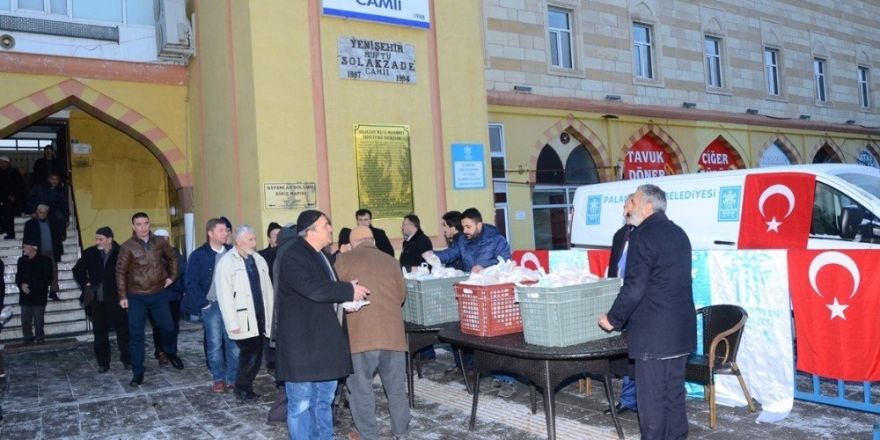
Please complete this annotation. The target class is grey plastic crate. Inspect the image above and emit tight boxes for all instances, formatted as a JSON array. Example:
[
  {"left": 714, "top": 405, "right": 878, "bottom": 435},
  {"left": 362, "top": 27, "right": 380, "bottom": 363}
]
[
  {"left": 403, "top": 276, "right": 469, "bottom": 326},
  {"left": 516, "top": 278, "right": 621, "bottom": 347}
]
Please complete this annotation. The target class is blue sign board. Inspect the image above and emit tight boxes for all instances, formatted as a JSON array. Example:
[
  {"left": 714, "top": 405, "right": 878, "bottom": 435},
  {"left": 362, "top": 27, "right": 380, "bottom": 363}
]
[
  {"left": 452, "top": 143, "right": 485, "bottom": 190},
  {"left": 323, "top": 0, "right": 430, "bottom": 29}
]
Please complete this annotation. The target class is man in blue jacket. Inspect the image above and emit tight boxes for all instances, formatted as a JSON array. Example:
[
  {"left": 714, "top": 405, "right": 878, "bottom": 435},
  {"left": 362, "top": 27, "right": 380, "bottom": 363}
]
[
  {"left": 425, "top": 207, "right": 515, "bottom": 396},
  {"left": 599, "top": 184, "right": 696, "bottom": 440},
  {"left": 182, "top": 218, "right": 238, "bottom": 392},
  {"left": 428, "top": 208, "right": 511, "bottom": 273}
]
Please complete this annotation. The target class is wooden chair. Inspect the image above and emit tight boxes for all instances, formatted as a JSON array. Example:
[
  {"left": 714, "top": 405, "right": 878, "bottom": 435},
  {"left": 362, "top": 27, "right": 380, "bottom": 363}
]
[{"left": 685, "top": 304, "right": 757, "bottom": 428}]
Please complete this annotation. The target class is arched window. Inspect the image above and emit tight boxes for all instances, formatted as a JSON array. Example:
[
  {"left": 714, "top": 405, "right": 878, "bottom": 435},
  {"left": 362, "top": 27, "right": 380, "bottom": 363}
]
[
  {"left": 564, "top": 145, "right": 599, "bottom": 185},
  {"left": 812, "top": 143, "right": 842, "bottom": 164},
  {"left": 759, "top": 142, "right": 794, "bottom": 167},
  {"left": 536, "top": 145, "right": 565, "bottom": 184}
]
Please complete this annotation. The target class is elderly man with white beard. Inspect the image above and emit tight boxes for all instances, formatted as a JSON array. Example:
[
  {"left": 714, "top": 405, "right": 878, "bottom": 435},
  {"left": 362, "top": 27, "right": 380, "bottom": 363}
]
[{"left": 215, "top": 225, "right": 274, "bottom": 403}]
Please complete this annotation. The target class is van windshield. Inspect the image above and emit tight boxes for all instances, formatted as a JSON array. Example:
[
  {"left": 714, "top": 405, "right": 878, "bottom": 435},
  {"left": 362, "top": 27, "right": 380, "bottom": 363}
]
[{"left": 837, "top": 173, "right": 880, "bottom": 199}]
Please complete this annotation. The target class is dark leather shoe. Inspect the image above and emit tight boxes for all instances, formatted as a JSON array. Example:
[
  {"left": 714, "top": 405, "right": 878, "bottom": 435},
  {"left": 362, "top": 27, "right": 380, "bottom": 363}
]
[
  {"left": 604, "top": 403, "right": 636, "bottom": 415},
  {"left": 129, "top": 374, "right": 144, "bottom": 387},
  {"left": 167, "top": 354, "right": 184, "bottom": 370},
  {"left": 157, "top": 352, "right": 170, "bottom": 366},
  {"left": 98, "top": 366, "right": 110, "bottom": 374},
  {"left": 235, "top": 390, "right": 260, "bottom": 402}
]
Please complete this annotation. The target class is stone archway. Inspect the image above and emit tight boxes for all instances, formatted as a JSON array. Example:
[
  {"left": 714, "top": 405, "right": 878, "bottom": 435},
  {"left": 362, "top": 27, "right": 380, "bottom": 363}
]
[
  {"left": 0, "top": 79, "right": 193, "bottom": 211},
  {"left": 527, "top": 114, "right": 612, "bottom": 182},
  {"left": 808, "top": 137, "right": 844, "bottom": 164},
  {"left": 619, "top": 123, "right": 689, "bottom": 177},
  {"left": 756, "top": 133, "right": 803, "bottom": 167}
]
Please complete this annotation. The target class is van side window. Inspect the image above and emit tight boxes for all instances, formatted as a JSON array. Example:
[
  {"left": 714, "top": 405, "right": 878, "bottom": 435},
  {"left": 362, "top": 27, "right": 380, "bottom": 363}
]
[{"left": 812, "top": 182, "right": 879, "bottom": 243}]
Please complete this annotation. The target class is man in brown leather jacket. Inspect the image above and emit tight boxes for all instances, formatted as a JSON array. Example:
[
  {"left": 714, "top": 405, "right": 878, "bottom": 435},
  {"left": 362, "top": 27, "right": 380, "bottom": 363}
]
[{"left": 116, "top": 212, "right": 183, "bottom": 387}]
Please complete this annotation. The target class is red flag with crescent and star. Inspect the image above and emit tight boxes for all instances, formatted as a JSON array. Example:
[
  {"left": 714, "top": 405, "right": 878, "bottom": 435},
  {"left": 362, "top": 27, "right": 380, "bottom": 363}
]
[
  {"left": 737, "top": 173, "right": 816, "bottom": 249},
  {"left": 788, "top": 249, "right": 880, "bottom": 381},
  {"left": 511, "top": 250, "right": 550, "bottom": 273}
]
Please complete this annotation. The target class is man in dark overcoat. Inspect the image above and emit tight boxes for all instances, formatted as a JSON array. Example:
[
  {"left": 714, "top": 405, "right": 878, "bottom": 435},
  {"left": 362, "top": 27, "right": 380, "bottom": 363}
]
[
  {"left": 599, "top": 184, "right": 696, "bottom": 440},
  {"left": 73, "top": 226, "right": 130, "bottom": 372},
  {"left": 275, "top": 210, "right": 369, "bottom": 440}
]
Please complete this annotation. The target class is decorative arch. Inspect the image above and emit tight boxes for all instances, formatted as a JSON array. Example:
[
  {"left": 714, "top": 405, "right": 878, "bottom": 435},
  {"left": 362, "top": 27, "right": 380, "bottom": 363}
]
[
  {"left": 756, "top": 133, "right": 803, "bottom": 167},
  {"left": 695, "top": 135, "right": 746, "bottom": 172},
  {"left": 857, "top": 143, "right": 880, "bottom": 167},
  {"left": 808, "top": 137, "right": 844, "bottom": 164},
  {"left": 0, "top": 79, "right": 192, "bottom": 211},
  {"left": 619, "top": 123, "right": 690, "bottom": 175},
  {"left": 528, "top": 114, "right": 612, "bottom": 182}
]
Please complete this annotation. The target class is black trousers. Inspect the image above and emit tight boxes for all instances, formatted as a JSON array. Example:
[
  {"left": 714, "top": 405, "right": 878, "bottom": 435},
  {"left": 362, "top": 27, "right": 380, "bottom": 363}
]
[
  {"left": 149, "top": 298, "right": 180, "bottom": 357},
  {"left": 0, "top": 200, "right": 17, "bottom": 237},
  {"left": 634, "top": 356, "right": 689, "bottom": 440},
  {"left": 91, "top": 300, "right": 130, "bottom": 368},
  {"left": 234, "top": 335, "right": 263, "bottom": 393},
  {"left": 263, "top": 337, "right": 275, "bottom": 370}
]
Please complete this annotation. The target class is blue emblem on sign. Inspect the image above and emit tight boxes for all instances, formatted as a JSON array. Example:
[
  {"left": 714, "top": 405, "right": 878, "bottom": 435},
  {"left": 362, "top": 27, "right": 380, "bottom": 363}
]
[
  {"left": 586, "top": 195, "right": 602, "bottom": 225},
  {"left": 717, "top": 186, "right": 742, "bottom": 222}
]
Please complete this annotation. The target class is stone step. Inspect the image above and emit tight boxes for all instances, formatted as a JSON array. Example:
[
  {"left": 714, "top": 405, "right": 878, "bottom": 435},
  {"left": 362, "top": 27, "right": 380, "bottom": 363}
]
[
  {"left": 4, "top": 270, "right": 74, "bottom": 284},
  {"left": 4, "top": 279, "right": 79, "bottom": 294},
  {"left": 0, "top": 320, "right": 89, "bottom": 342},
  {"left": 2, "top": 252, "right": 79, "bottom": 266},
  {"left": 3, "top": 306, "right": 87, "bottom": 328},
  {"left": 0, "top": 243, "right": 80, "bottom": 257},
  {"left": 3, "top": 289, "right": 82, "bottom": 306},
  {"left": 3, "top": 261, "right": 75, "bottom": 273}
]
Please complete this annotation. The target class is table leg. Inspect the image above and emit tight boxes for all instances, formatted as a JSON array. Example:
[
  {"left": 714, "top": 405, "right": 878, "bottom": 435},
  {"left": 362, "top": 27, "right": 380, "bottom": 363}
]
[
  {"left": 602, "top": 374, "right": 625, "bottom": 439},
  {"left": 529, "top": 383, "right": 537, "bottom": 415},
  {"left": 469, "top": 371, "right": 480, "bottom": 431},
  {"left": 458, "top": 347, "right": 473, "bottom": 395},
  {"left": 542, "top": 361, "right": 556, "bottom": 440},
  {"left": 406, "top": 349, "right": 415, "bottom": 409}
]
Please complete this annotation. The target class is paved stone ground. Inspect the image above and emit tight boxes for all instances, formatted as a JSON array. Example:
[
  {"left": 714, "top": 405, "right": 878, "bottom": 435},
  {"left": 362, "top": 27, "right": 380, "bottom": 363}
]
[{"left": 0, "top": 323, "right": 876, "bottom": 439}]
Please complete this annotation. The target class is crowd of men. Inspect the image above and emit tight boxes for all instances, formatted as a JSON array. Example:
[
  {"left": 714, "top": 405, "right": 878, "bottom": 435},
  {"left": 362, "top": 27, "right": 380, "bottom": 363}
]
[{"left": 3, "top": 165, "right": 694, "bottom": 439}]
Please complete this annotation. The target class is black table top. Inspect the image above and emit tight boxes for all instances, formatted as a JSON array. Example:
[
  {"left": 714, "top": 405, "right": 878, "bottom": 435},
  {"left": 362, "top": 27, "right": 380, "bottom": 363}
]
[
  {"left": 438, "top": 326, "right": 627, "bottom": 361},
  {"left": 404, "top": 321, "right": 458, "bottom": 333}
]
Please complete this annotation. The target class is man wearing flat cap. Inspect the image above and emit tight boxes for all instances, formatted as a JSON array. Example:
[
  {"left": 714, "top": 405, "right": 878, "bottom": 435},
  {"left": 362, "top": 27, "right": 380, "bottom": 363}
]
[
  {"left": 16, "top": 238, "right": 53, "bottom": 344},
  {"left": 73, "top": 227, "right": 130, "bottom": 372},
  {"left": 275, "top": 210, "right": 370, "bottom": 440}
]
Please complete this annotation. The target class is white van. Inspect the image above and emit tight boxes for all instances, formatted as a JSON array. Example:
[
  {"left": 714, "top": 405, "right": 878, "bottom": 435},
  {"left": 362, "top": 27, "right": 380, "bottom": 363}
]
[{"left": 570, "top": 164, "right": 880, "bottom": 250}]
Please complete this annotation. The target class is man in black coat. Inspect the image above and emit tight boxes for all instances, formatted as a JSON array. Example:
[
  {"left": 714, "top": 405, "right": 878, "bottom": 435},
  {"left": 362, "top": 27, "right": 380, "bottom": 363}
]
[
  {"left": 276, "top": 210, "right": 369, "bottom": 439},
  {"left": 26, "top": 172, "right": 69, "bottom": 241},
  {"left": 399, "top": 214, "right": 433, "bottom": 271},
  {"left": 23, "top": 204, "right": 63, "bottom": 298},
  {"left": 337, "top": 209, "right": 394, "bottom": 256},
  {"left": 599, "top": 184, "right": 696, "bottom": 440},
  {"left": 16, "top": 239, "right": 53, "bottom": 344},
  {"left": 31, "top": 145, "right": 63, "bottom": 189},
  {"left": 73, "top": 227, "right": 130, "bottom": 372},
  {"left": 0, "top": 156, "right": 24, "bottom": 239},
  {"left": 258, "top": 222, "right": 282, "bottom": 282}
]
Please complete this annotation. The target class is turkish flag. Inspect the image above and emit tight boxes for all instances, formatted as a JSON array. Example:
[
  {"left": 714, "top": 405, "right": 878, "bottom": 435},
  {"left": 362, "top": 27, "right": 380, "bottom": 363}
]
[
  {"left": 788, "top": 249, "right": 880, "bottom": 381},
  {"left": 586, "top": 249, "right": 611, "bottom": 277},
  {"left": 512, "top": 250, "right": 550, "bottom": 273},
  {"left": 737, "top": 173, "right": 815, "bottom": 249}
]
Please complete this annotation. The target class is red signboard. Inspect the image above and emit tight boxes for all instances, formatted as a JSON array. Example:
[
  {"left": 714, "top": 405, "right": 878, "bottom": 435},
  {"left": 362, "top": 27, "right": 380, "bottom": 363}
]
[
  {"left": 623, "top": 136, "right": 677, "bottom": 179},
  {"left": 698, "top": 138, "right": 741, "bottom": 172}
]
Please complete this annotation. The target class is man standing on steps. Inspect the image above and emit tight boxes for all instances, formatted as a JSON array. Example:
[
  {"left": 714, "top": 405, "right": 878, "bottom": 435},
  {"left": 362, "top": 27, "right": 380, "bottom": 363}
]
[
  {"left": 116, "top": 212, "right": 183, "bottom": 387},
  {"left": 16, "top": 238, "right": 53, "bottom": 344},
  {"left": 23, "top": 204, "right": 63, "bottom": 300},
  {"left": 73, "top": 227, "right": 130, "bottom": 372},
  {"left": 0, "top": 156, "right": 25, "bottom": 239}
]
